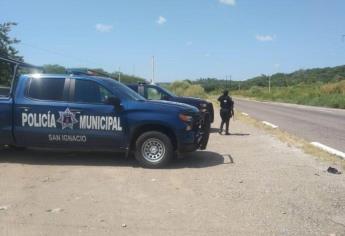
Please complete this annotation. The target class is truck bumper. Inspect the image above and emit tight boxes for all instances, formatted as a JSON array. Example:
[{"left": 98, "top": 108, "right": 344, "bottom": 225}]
[{"left": 177, "top": 124, "right": 210, "bottom": 153}]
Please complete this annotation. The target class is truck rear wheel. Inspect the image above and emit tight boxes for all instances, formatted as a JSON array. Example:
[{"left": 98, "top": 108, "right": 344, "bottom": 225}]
[{"left": 135, "top": 131, "right": 173, "bottom": 168}]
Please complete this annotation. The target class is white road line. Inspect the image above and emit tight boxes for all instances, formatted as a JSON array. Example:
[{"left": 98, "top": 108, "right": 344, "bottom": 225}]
[
  {"left": 234, "top": 97, "right": 345, "bottom": 115},
  {"left": 241, "top": 112, "right": 249, "bottom": 116},
  {"left": 310, "top": 142, "right": 345, "bottom": 160},
  {"left": 262, "top": 121, "right": 278, "bottom": 129}
]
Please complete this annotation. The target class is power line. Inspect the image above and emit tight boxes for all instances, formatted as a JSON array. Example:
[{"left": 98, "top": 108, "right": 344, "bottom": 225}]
[{"left": 20, "top": 42, "right": 106, "bottom": 67}]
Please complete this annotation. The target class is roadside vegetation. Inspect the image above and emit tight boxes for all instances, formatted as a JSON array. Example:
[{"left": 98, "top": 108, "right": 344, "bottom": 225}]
[
  {"left": 0, "top": 22, "right": 22, "bottom": 86},
  {"left": 228, "top": 67, "right": 345, "bottom": 108},
  {"left": 165, "top": 80, "right": 208, "bottom": 99},
  {"left": 232, "top": 81, "right": 345, "bottom": 109},
  {"left": 175, "top": 66, "right": 345, "bottom": 109}
]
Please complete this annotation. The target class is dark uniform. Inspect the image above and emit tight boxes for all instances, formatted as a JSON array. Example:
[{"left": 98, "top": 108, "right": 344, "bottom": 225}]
[{"left": 217, "top": 90, "right": 234, "bottom": 135}]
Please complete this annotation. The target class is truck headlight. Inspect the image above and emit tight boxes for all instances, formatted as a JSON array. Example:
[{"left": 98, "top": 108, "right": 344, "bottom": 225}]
[
  {"left": 179, "top": 114, "right": 193, "bottom": 123},
  {"left": 199, "top": 103, "right": 207, "bottom": 112},
  {"left": 179, "top": 114, "right": 193, "bottom": 131}
]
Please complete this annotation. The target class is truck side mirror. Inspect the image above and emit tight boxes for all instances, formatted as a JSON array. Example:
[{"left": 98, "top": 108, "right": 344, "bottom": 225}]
[
  {"left": 162, "top": 94, "right": 170, "bottom": 101},
  {"left": 106, "top": 96, "right": 122, "bottom": 111}
]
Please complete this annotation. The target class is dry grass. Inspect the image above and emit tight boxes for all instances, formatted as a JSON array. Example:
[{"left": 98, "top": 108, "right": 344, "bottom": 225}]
[{"left": 321, "top": 80, "right": 345, "bottom": 94}]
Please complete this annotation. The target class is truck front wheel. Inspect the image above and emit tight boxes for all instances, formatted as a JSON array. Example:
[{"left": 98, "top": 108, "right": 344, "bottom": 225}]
[{"left": 135, "top": 131, "right": 173, "bottom": 168}]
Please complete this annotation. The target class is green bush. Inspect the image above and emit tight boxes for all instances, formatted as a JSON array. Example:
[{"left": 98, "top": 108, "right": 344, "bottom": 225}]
[{"left": 168, "top": 80, "right": 207, "bottom": 98}]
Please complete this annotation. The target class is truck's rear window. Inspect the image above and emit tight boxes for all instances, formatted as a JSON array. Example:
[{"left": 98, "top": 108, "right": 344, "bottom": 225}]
[{"left": 27, "top": 77, "right": 65, "bottom": 101}]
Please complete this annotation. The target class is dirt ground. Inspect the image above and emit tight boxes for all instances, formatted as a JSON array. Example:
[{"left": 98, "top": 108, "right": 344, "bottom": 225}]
[{"left": 0, "top": 110, "right": 344, "bottom": 236}]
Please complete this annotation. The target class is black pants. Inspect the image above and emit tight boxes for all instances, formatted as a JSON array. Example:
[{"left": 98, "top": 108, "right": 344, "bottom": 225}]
[{"left": 220, "top": 109, "right": 231, "bottom": 133}]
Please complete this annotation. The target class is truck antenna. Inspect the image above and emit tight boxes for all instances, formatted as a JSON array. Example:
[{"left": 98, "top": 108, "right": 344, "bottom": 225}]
[{"left": 151, "top": 56, "right": 155, "bottom": 84}]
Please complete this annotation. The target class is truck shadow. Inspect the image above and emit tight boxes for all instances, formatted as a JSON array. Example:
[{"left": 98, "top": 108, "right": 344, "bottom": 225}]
[
  {"left": 0, "top": 149, "right": 231, "bottom": 169},
  {"left": 210, "top": 128, "right": 220, "bottom": 133},
  {"left": 0, "top": 148, "right": 132, "bottom": 167},
  {"left": 171, "top": 151, "right": 233, "bottom": 168},
  {"left": 210, "top": 128, "right": 250, "bottom": 136}
]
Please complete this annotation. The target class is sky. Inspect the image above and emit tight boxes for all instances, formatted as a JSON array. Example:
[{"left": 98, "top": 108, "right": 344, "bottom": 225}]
[{"left": 1, "top": 0, "right": 345, "bottom": 82}]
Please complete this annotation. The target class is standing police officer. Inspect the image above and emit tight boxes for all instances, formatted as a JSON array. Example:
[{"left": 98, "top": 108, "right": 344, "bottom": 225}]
[{"left": 217, "top": 90, "right": 234, "bottom": 135}]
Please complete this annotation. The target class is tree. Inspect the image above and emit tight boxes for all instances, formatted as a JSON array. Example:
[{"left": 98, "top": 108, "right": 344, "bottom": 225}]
[
  {"left": 43, "top": 64, "right": 66, "bottom": 74},
  {"left": 0, "top": 22, "right": 22, "bottom": 86}
]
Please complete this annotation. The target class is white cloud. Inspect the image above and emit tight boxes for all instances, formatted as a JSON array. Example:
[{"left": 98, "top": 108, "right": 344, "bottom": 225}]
[
  {"left": 157, "top": 16, "right": 167, "bottom": 25},
  {"left": 256, "top": 34, "right": 276, "bottom": 42},
  {"left": 219, "top": 0, "right": 236, "bottom": 6},
  {"left": 95, "top": 24, "right": 113, "bottom": 33}
]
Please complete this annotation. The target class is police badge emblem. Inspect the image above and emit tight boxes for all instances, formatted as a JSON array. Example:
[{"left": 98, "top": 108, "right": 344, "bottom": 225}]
[{"left": 57, "top": 108, "right": 78, "bottom": 129}]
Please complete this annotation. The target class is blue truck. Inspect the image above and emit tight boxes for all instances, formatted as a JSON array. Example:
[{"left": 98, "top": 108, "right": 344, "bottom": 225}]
[
  {"left": 127, "top": 83, "right": 214, "bottom": 126},
  {"left": 0, "top": 57, "right": 209, "bottom": 168}
]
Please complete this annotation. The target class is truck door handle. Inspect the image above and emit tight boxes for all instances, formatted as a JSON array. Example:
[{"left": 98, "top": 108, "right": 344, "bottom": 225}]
[{"left": 18, "top": 106, "right": 30, "bottom": 111}]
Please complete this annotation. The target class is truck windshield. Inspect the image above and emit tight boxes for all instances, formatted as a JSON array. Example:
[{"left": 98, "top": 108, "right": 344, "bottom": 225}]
[
  {"left": 108, "top": 79, "right": 146, "bottom": 101},
  {"left": 158, "top": 85, "right": 176, "bottom": 98}
]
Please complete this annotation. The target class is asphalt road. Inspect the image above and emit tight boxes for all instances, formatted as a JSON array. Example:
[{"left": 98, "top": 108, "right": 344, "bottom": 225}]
[{"left": 234, "top": 98, "right": 345, "bottom": 153}]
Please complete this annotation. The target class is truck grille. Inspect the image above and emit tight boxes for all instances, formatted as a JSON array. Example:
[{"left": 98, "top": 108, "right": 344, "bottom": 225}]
[{"left": 207, "top": 103, "right": 214, "bottom": 123}]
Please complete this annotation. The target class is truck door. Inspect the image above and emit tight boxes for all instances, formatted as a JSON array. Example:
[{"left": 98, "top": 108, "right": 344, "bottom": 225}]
[
  {"left": 14, "top": 76, "right": 70, "bottom": 147},
  {"left": 66, "top": 78, "right": 125, "bottom": 150}
]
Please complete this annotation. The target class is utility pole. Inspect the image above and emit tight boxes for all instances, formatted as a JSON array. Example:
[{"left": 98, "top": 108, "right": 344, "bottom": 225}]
[
  {"left": 118, "top": 67, "right": 121, "bottom": 82},
  {"left": 229, "top": 75, "right": 232, "bottom": 91},
  {"left": 151, "top": 56, "right": 155, "bottom": 84},
  {"left": 238, "top": 81, "right": 241, "bottom": 91},
  {"left": 262, "top": 74, "right": 271, "bottom": 93},
  {"left": 225, "top": 75, "right": 228, "bottom": 89}
]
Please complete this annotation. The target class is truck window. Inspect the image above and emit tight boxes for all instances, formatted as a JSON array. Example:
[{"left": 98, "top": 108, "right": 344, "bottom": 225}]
[
  {"left": 27, "top": 77, "right": 66, "bottom": 101},
  {"left": 147, "top": 87, "right": 163, "bottom": 100},
  {"left": 73, "top": 79, "right": 112, "bottom": 104}
]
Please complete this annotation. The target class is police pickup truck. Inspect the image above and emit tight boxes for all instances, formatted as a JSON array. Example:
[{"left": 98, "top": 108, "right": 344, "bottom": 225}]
[
  {"left": 127, "top": 83, "right": 214, "bottom": 126},
  {"left": 0, "top": 58, "right": 209, "bottom": 168}
]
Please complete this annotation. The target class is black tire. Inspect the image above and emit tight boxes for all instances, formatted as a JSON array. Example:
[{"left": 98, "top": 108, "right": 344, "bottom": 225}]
[
  {"left": 135, "top": 131, "right": 173, "bottom": 168},
  {"left": 200, "top": 115, "right": 210, "bottom": 150},
  {"left": 204, "top": 114, "right": 211, "bottom": 133}
]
